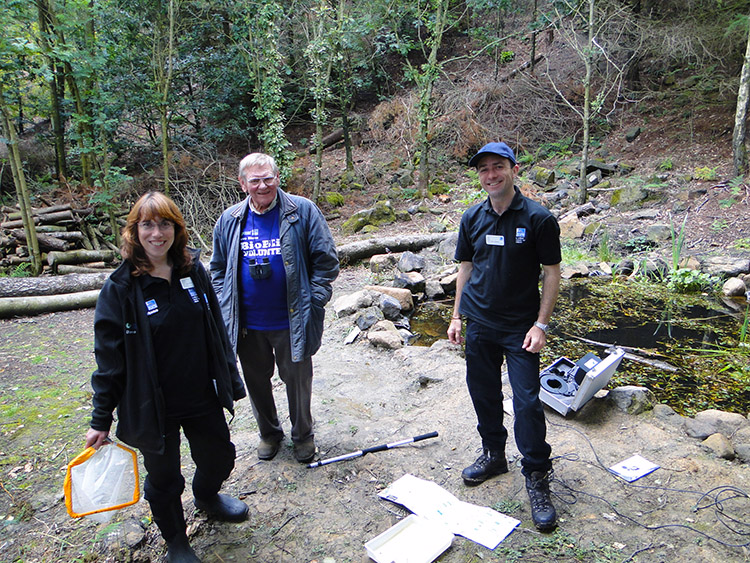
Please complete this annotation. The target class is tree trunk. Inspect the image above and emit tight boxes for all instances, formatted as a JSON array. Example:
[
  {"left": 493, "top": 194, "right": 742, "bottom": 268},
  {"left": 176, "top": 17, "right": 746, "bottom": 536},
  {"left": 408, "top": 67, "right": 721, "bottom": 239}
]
[
  {"left": 336, "top": 233, "right": 451, "bottom": 264},
  {"left": 10, "top": 229, "right": 71, "bottom": 252},
  {"left": 733, "top": 19, "right": 750, "bottom": 177},
  {"left": 577, "top": 0, "right": 595, "bottom": 205},
  {"left": 0, "top": 90, "right": 43, "bottom": 275},
  {"left": 0, "top": 290, "right": 100, "bottom": 319},
  {"left": 0, "top": 272, "right": 111, "bottom": 298}
]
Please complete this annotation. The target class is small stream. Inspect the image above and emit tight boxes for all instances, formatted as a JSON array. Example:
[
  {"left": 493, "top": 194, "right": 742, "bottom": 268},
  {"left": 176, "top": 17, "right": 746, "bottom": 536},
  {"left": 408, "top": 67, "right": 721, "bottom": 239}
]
[{"left": 409, "top": 278, "right": 750, "bottom": 416}]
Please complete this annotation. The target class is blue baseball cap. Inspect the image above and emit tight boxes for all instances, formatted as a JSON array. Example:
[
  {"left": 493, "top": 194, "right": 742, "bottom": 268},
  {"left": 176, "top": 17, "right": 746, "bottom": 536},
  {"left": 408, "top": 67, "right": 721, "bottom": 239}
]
[{"left": 468, "top": 142, "right": 516, "bottom": 167}]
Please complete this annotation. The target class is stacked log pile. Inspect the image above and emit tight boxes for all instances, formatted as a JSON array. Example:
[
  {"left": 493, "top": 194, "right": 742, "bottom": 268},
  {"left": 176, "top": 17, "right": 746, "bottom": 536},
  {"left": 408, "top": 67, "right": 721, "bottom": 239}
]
[
  {"left": 0, "top": 204, "right": 123, "bottom": 317},
  {"left": 0, "top": 203, "right": 121, "bottom": 275}
]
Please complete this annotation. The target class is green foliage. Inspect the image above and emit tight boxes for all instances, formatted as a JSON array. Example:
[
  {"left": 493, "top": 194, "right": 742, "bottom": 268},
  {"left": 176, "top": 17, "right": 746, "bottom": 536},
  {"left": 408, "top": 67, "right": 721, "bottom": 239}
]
[
  {"left": 561, "top": 240, "right": 593, "bottom": 265},
  {"left": 657, "top": 158, "right": 674, "bottom": 171},
  {"left": 10, "top": 262, "right": 32, "bottom": 278},
  {"left": 667, "top": 268, "right": 719, "bottom": 293},
  {"left": 499, "top": 50, "right": 515, "bottom": 63},
  {"left": 694, "top": 166, "right": 718, "bottom": 181},
  {"left": 670, "top": 214, "right": 688, "bottom": 271},
  {"left": 623, "top": 235, "right": 656, "bottom": 253},
  {"left": 732, "top": 237, "right": 750, "bottom": 250},
  {"left": 597, "top": 230, "right": 613, "bottom": 262},
  {"left": 711, "top": 219, "right": 729, "bottom": 232},
  {"left": 535, "top": 137, "right": 574, "bottom": 160}
]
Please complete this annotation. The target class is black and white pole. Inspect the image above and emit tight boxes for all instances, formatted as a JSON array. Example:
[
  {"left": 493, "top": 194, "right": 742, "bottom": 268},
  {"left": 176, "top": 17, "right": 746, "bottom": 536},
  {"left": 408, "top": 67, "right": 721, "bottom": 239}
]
[{"left": 307, "top": 431, "right": 439, "bottom": 468}]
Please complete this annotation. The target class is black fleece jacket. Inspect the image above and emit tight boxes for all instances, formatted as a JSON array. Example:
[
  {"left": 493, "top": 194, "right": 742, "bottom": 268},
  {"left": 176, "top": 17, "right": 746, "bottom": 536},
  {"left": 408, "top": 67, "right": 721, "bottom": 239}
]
[{"left": 89, "top": 252, "right": 246, "bottom": 455}]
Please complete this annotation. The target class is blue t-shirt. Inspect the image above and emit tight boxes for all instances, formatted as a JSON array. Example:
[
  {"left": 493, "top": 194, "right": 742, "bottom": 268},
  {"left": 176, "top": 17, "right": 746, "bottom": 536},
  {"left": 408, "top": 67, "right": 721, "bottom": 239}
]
[{"left": 239, "top": 207, "right": 289, "bottom": 330}]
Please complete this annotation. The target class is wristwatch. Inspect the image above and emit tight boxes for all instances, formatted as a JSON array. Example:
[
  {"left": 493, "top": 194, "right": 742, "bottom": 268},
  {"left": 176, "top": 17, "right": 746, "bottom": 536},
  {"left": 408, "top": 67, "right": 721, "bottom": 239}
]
[{"left": 533, "top": 321, "right": 549, "bottom": 333}]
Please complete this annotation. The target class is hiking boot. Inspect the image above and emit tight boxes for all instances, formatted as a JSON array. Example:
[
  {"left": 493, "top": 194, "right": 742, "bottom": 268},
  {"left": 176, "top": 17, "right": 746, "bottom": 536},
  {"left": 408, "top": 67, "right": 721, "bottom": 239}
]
[
  {"left": 166, "top": 533, "right": 201, "bottom": 563},
  {"left": 257, "top": 437, "right": 282, "bottom": 460},
  {"left": 461, "top": 449, "right": 508, "bottom": 486},
  {"left": 293, "top": 438, "right": 316, "bottom": 463},
  {"left": 193, "top": 494, "right": 249, "bottom": 523},
  {"left": 525, "top": 471, "right": 557, "bottom": 531}
]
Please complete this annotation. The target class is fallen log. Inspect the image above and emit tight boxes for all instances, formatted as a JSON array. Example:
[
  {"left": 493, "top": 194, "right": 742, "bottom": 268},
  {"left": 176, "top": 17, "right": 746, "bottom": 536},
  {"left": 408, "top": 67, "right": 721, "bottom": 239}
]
[
  {"left": 1, "top": 210, "right": 75, "bottom": 229},
  {"left": 0, "top": 289, "right": 100, "bottom": 318},
  {"left": 57, "top": 264, "right": 115, "bottom": 274},
  {"left": 11, "top": 229, "right": 70, "bottom": 252},
  {"left": 0, "top": 271, "right": 112, "bottom": 298},
  {"left": 4, "top": 204, "right": 72, "bottom": 221},
  {"left": 47, "top": 249, "right": 115, "bottom": 270},
  {"left": 337, "top": 233, "right": 452, "bottom": 264}
]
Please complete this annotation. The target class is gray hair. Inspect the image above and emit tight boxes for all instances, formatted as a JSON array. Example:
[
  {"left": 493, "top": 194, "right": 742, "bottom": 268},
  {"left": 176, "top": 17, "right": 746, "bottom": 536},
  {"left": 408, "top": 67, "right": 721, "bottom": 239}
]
[{"left": 238, "top": 153, "right": 279, "bottom": 179}]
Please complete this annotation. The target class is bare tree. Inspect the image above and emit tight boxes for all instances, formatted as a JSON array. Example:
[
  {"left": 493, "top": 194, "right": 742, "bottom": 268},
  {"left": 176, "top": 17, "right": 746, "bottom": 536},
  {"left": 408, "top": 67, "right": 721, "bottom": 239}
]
[{"left": 733, "top": 17, "right": 750, "bottom": 177}]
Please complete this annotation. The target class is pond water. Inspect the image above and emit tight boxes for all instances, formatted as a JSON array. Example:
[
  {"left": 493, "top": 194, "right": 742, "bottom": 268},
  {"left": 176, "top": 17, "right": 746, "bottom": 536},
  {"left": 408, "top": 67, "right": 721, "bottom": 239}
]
[{"left": 409, "top": 278, "right": 750, "bottom": 416}]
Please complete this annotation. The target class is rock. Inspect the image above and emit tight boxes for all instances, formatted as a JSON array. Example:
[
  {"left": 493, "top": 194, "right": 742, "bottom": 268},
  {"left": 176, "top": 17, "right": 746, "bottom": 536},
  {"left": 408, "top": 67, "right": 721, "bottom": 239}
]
[
  {"left": 611, "top": 185, "right": 648, "bottom": 208},
  {"left": 625, "top": 127, "right": 642, "bottom": 142},
  {"left": 355, "top": 306, "right": 384, "bottom": 330},
  {"left": 365, "top": 285, "right": 414, "bottom": 311},
  {"left": 367, "top": 321, "right": 403, "bottom": 349},
  {"left": 100, "top": 517, "right": 146, "bottom": 551},
  {"left": 702, "top": 433, "right": 735, "bottom": 460},
  {"left": 397, "top": 251, "right": 425, "bottom": 273},
  {"left": 428, "top": 221, "right": 447, "bottom": 233},
  {"left": 701, "top": 256, "right": 750, "bottom": 278},
  {"left": 437, "top": 232, "right": 458, "bottom": 261},
  {"left": 378, "top": 293, "right": 402, "bottom": 320},
  {"left": 646, "top": 224, "right": 672, "bottom": 243},
  {"left": 530, "top": 166, "right": 556, "bottom": 187},
  {"left": 722, "top": 277, "right": 747, "bottom": 297},
  {"left": 586, "top": 169, "right": 602, "bottom": 188},
  {"left": 559, "top": 215, "right": 585, "bottom": 239},
  {"left": 424, "top": 279, "right": 445, "bottom": 300},
  {"left": 333, "top": 290, "right": 374, "bottom": 317},
  {"left": 343, "top": 326, "right": 361, "bottom": 344},
  {"left": 561, "top": 263, "right": 589, "bottom": 279},
  {"left": 607, "top": 386, "right": 656, "bottom": 415},
  {"left": 370, "top": 253, "right": 398, "bottom": 272},
  {"left": 393, "top": 271, "right": 426, "bottom": 293},
  {"left": 439, "top": 272, "right": 458, "bottom": 293},
  {"left": 685, "top": 409, "right": 749, "bottom": 440}
]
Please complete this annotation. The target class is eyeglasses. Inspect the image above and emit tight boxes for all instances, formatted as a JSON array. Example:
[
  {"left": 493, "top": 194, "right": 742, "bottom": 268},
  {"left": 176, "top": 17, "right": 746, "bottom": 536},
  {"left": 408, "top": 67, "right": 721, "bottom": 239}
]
[
  {"left": 243, "top": 176, "right": 276, "bottom": 188},
  {"left": 138, "top": 219, "right": 174, "bottom": 232}
]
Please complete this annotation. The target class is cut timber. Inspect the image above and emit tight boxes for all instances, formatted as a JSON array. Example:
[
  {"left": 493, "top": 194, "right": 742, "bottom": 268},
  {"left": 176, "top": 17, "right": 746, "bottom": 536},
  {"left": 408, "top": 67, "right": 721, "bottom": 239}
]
[
  {"left": 1, "top": 210, "right": 75, "bottom": 229},
  {"left": 0, "top": 289, "right": 100, "bottom": 318},
  {"left": 47, "top": 249, "right": 115, "bottom": 270},
  {"left": 0, "top": 271, "right": 112, "bottom": 298},
  {"left": 57, "top": 264, "right": 114, "bottom": 274},
  {"left": 11, "top": 229, "right": 70, "bottom": 252},
  {"left": 336, "top": 233, "right": 451, "bottom": 264}
]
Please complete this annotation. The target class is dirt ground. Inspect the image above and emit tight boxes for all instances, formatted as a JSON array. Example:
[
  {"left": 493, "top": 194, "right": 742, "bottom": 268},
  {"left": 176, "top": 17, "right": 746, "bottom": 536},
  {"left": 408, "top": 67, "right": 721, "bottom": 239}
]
[{"left": 1, "top": 255, "right": 750, "bottom": 563}]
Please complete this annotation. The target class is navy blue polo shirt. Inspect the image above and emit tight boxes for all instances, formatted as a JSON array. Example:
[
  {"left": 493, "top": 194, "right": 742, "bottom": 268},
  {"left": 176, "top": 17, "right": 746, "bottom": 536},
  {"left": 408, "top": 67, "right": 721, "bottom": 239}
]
[
  {"left": 454, "top": 187, "right": 561, "bottom": 331},
  {"left": 139, "top": 271, "right": 218, "bottom": 418}
]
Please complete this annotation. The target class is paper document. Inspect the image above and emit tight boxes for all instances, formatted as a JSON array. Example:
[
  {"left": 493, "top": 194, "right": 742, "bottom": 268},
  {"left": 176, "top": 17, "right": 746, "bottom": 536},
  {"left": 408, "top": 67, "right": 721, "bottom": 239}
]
[
  {"left": 609, "top": 454, "right": 660, "bottom": 482},
  {"left": 378, "top": 474, "right": 519, "bottom": 549}
]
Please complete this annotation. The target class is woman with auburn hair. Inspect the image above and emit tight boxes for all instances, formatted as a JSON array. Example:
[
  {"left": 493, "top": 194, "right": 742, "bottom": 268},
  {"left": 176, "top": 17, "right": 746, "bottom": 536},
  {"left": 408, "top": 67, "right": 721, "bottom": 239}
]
[{"left": 84, "top": 192, "right": 248, "bottom": 562}]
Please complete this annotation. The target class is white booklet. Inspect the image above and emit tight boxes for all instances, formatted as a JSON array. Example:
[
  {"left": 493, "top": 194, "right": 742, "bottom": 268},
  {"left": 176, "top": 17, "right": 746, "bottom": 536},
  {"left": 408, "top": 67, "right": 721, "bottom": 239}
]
[
  {"left": 377, "top": 473, "right": 520, "bottom": 550},
  {"left": 609, "top": 454, "right": 660, "bottom": 482}
]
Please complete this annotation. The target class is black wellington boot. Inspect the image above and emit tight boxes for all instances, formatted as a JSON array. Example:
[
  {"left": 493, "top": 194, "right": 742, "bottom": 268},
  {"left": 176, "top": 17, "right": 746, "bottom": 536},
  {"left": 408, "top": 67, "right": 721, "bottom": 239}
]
[{"left": 150, "top": 499, "right": 202, "bottom": 562}]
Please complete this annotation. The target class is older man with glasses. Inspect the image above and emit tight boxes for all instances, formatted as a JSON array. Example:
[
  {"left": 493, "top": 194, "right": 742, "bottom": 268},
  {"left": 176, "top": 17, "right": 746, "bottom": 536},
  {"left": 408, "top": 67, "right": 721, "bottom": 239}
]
[{"left": 210, "top": 153, "right": 339, "bottom": 464}]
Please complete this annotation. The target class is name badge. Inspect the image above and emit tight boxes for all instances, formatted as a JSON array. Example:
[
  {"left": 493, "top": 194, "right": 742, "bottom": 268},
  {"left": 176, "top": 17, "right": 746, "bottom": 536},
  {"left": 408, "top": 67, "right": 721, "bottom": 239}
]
[
  {"left": 187, "top": 288, "right": 200, "bottom": 303},
  {"left": 486, "top": 234, "right": 505, "bottom": 246},
  {"left": 516, "top": 227, "right": 527, "bottom": 244},
  {"left": 180, "top": 277, "right": 194, "bottom": 289},
  {"left": 145, "top": 299, "right": 159, "bottom": 315}
]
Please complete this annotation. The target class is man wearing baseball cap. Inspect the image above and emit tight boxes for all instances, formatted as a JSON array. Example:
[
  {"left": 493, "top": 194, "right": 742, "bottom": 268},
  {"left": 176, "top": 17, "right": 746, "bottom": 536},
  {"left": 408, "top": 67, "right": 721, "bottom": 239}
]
[{"left": 447, "top": 141, "right": 562, "bottom": 531}]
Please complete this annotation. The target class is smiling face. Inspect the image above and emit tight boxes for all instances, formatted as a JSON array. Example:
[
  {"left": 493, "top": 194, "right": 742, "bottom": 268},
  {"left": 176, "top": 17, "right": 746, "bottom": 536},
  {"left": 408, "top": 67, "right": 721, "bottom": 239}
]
[
  {"left": 239, "top": 163, "right": 280, "bottom": 213},
  {"left": 137, "top": 214, "right": 174, "bottom": 266},
  {"left": 476, "top": 153, "right": 518, "bottom": 201}
]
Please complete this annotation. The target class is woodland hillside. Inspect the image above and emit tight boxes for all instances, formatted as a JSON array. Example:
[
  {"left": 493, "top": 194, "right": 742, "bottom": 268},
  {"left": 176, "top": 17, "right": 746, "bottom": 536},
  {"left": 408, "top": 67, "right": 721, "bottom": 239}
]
[{"left": 1, "top": 0, "right": 750, "bottom": 276}]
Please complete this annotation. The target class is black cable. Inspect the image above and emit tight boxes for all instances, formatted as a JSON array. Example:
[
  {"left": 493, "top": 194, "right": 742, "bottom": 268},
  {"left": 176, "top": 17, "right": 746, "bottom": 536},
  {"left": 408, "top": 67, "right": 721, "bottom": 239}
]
[{"left": 546, "top": 417, "right": 750, "bottom": 548}]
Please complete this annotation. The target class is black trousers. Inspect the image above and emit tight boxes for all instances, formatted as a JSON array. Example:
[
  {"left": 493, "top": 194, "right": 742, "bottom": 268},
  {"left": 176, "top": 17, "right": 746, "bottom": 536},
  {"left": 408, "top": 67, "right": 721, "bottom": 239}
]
[{"left": 142, "top": 407, "right": 235, "bottom": 539}]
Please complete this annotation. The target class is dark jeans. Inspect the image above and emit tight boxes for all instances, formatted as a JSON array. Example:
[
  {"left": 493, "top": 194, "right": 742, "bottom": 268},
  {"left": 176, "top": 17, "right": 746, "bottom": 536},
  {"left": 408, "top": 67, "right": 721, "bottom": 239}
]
[
  {"left": 237, "top": 328, "right": 314, "bottom": 444},
  {"left": 464, "top": 320, "right": 552, "bottom": 476},
  {"left": 142, "top": 407, "right": 236, "bottom": 508}
]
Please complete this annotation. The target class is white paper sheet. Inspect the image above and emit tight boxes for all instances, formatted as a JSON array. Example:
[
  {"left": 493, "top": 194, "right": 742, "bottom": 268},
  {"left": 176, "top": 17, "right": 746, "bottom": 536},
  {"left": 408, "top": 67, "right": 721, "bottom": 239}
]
[
  {"left": 609, "top": 454, "right": 660, "bottom": 482},
  {"left": 378, "top": 474, "right": 520, "bottom": 549}
]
